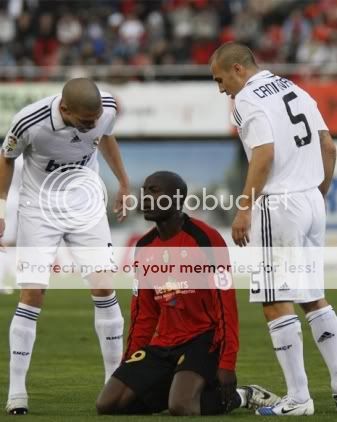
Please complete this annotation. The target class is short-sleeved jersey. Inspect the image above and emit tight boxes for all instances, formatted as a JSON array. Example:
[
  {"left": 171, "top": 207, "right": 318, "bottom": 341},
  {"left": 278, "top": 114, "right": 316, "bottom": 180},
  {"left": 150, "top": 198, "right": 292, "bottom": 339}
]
[
  {"left": 1, "top": 91, "right": 117, "bottom": 211},
  {"left": 125, "top": 214, "right": 239, "bottom": 370},
  {"left": 232, "top": 70, "right": 328, "bottom": 194}
]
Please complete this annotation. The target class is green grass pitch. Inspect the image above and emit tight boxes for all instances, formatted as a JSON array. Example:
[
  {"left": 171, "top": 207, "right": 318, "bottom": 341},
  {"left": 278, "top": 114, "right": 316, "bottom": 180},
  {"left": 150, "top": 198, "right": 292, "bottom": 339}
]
[{"left": 0, "top": 287, "right": 336, "bottom": 421}]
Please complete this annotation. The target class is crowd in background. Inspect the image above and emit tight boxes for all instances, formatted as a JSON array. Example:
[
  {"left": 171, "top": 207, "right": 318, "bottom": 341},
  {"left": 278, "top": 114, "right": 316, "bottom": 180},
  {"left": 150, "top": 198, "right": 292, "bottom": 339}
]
[{"left": 0, "top": 0, "right": 336, "bottom": 76}]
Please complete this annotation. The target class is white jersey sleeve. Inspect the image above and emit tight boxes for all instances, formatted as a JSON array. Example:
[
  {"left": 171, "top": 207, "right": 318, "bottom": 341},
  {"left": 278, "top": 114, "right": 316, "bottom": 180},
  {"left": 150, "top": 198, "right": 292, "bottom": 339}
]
[
  {"left": 101, "top": 91, "right": 118, "bottom": 136},
  {"left": 313, "top": 102, "right": 328, "bottom": 131},
  {"left": 2, "top": 110, "right": 33, "bottom": 158},
  {"left": 295, "top": 86, "right": 328, "bottom": 132},
  {"left": 233, "top": 99, "right": 274, "bottom": 149}
]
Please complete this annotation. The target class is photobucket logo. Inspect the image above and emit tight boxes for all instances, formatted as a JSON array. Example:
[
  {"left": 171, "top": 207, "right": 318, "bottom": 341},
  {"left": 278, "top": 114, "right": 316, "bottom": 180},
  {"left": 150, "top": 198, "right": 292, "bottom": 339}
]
[
  {"left": 38, "top": 165, "right": 107, "bottom": 232},
  {"left": 122, "top": 188, "right": 289, "bottom": 215}
]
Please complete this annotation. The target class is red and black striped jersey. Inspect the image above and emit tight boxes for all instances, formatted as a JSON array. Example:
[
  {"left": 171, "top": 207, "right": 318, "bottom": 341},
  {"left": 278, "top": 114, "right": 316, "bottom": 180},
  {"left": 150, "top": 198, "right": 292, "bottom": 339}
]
[{"left": 124, "top": 214, "right": 239, "bottom": 370}]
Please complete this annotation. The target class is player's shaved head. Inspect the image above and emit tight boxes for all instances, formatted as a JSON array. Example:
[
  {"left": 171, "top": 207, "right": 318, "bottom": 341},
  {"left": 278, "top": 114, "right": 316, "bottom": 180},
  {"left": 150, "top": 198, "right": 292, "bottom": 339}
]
[
  {"left": 62, "top": 78, "right": 101, "bottom": 113},
  {"left": 147, "top": 171, "right": 188, "bottom": 199},
  {"left": 211, "top": 42, "right": 257, "bottom": 70}
]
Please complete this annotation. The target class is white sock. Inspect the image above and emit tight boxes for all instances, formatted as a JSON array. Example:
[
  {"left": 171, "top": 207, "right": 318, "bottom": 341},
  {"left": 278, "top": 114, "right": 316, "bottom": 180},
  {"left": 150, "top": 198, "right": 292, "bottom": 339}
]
[
  {"left": 268, "top": 315, "right": 310, "bottom": 403},
  {"left": 8, "top": 303, "right": 41, "bottom": 399},
  {"left": 306, "top": 305, "right": 337, "bottom": 394},
  {"left": 92, "top": 293, "right": 124, "bottom": 383},
  {"left": 236, "top": 388, "right": 247, "bottom": 407}
]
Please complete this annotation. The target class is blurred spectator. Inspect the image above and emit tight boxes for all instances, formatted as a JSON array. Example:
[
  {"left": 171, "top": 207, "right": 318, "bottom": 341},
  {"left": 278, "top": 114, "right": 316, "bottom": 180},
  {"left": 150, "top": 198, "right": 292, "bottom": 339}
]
[
  {"left": 0, "top": 0, "right": 337, "bottom": 79},
  {"left": 56, "top": 14, "right": 82, "bottom": 45},
  {"left": 233, "top": 8, "right": 262, "bottom": 48},
  {"left": 282, "top": 9, "right": 312, "bottom": 62},
  {"left": 296, "top": 28, "right": 333, "bottom": 66},
  {"left": 33, "top": 13, "right": 59, "bottom": 67},
  {"left": 118, "top": 12, "right": 145, "bottom": 57},
  {"left": 0, "top": 10, "right": 16, "bottom": 43}
]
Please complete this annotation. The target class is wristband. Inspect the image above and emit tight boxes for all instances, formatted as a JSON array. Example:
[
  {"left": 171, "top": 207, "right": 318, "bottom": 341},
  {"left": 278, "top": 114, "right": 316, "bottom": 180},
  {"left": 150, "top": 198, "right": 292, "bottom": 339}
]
[{"left": 0, "top": 198, "right": 6, "bottom": 219}]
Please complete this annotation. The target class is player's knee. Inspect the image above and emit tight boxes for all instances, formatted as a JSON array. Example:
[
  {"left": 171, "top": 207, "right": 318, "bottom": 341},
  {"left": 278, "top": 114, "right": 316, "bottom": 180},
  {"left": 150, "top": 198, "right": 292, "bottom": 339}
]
[
  {"left": 96, "top": 393, "right": 123, "bottom": 415},
  {"left": 90, "top": 288, "right": 114, "bottom": 297},
  {"left": 301, "top": 298, "right": 329, "bottom": 314},
  {"left": 96, "top": 379, "right": 134, "bottom": 415},
  {"left": 169, "top": 398, "right": 199, "bottom": 416},
  {"left": 19, "top": 288, "right": 44, "bottom": 307},
  {"left": 262, "top": 302, "right": 295, "bottom": 322}
]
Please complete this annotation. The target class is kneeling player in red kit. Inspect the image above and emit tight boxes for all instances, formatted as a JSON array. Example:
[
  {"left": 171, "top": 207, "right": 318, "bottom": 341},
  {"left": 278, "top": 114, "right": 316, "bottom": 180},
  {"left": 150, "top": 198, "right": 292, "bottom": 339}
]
[{"left": 96, "top": 171, "right": 280, "bottom": 415}]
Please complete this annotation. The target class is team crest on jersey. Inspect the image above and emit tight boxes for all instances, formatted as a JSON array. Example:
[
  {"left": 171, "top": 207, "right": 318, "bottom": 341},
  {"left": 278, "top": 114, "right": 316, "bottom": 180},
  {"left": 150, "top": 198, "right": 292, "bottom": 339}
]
[{"left": 5, "top": 135, "right": 17, "bottom": 152}]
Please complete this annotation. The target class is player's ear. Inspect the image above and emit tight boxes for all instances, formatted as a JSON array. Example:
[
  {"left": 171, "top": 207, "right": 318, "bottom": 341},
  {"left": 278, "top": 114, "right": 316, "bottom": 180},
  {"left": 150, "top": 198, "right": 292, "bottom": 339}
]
[
  {"left": 59, "top": 100, "right": 70, "bottom": 115},
  {"left": 233, "top": 63, "right": 242, "bottom": 74}
]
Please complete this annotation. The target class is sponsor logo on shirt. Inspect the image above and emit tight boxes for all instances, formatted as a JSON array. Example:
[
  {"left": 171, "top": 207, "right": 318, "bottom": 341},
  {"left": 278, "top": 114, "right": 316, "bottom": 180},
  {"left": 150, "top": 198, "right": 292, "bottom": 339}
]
[{"left": 45, "top": 153, "right": 93, "bottom": 172}]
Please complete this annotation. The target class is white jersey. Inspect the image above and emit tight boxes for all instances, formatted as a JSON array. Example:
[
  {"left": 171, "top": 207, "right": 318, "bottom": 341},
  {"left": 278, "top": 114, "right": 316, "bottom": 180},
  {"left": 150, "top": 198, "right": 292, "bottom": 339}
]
[
  {"left": 1, "top": 91, "right": 117, "bottom": 212},
  {"left": 232, "top": 70, "right": 328, "bottom": 194}
]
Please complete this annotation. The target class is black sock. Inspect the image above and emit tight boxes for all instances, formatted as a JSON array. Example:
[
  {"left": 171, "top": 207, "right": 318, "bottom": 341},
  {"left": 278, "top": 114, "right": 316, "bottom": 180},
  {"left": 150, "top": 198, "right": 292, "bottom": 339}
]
[{"left": 200, "top": 387, "right": 242, "bottom": 415}]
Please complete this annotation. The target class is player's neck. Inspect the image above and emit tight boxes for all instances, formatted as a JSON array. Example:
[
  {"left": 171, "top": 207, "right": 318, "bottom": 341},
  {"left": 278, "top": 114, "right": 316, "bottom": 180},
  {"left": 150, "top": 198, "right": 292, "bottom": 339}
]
[
  {"left": 156, "top": 212, "right": 185, "bottom": 240},
  {"left": 243, "top": 67, "right": 260, "bottom": 86}
]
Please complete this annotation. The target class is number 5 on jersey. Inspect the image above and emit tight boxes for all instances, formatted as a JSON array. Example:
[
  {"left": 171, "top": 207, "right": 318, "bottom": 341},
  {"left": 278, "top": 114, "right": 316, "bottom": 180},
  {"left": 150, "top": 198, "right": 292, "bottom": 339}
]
[{"left": 283, "top": 91, "right": 312, "bottom": 147}]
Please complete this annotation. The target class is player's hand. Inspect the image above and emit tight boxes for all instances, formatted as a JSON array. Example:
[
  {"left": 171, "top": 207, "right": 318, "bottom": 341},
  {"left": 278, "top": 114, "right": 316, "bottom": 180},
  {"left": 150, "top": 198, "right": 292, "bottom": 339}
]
[
  {"left": 232, "top": 209, "right": 251, "bottom": 247},
  {"left": 0, "top": 218, "right": 5, "bottom": 250},
  {"left": 217, "top": 368, "right": 238, "bottom": 413},
  {"left": 113, "top": 185, "right": 130, "bottom": 223}
]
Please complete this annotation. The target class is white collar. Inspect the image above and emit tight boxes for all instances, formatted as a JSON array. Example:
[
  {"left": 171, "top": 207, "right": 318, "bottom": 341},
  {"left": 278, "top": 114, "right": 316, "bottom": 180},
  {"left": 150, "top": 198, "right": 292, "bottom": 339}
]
[
  {"left": 50, "top": 95, "right": 67, "bottom": 131},
  {"left": 245, "top": 70, "right": 274, "bottom": 87}
]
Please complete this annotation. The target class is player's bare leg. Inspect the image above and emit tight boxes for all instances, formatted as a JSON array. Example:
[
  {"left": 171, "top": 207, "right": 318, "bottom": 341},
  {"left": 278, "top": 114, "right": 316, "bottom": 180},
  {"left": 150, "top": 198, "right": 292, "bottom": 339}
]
[
  {"left": 88, "top": 271, "right": 124, "bottom": 384},
  {"left": 256, "top": 301, "right": 314, "bottom": 416},
  {"left": 7, "top": 287, "right": 45, "bottom": 415},
  {"left": 301, "top": 299, "right": 337, "bottom": 409},
  {"left": 96, "top": 376, "right": 139, "bottom": 414},
  {"left": 168, "top": 371, "right": 206, "bottom": 415}
]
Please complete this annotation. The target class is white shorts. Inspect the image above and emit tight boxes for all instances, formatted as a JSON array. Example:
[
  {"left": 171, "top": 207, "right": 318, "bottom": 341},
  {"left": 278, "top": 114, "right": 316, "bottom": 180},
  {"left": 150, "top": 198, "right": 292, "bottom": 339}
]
[
  {"left": 2, "top": 206, "right": 18, "bottom": 244},
  {"left": 16, "top": 209, "right": 114, "bottom": 286},
  {"left": 249, "top": 188, "right": 325, "bottom": 303}
]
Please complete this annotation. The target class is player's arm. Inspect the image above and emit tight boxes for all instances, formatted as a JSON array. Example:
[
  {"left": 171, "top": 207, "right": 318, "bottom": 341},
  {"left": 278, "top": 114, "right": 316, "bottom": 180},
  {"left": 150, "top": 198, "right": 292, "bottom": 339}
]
[
  {"left": 210, "top": 232, "right": 239, "bottom": 370},
  {"left": 0, "top": 155, "right": 15, "bottom": 201},
  {"left": 232, "top": 103, "right": 274, "bottom": 246},
  {"left": 0, "top": 155, "right": 15, "bottom": 240},
  {"left": 123, "top": 287, "right": 160, "bottom": 360},
  {"left": 98, "top": 134, "right": 130, "bottom": 222},
  {"left": 0, "top": 117, "right": 27, "bottom": 239},
  {"left": 209, "top": 231, "right": 239, "bottom": 411},
  {"left": 318, "top": 130, "right": 336, "bottom": 197}
]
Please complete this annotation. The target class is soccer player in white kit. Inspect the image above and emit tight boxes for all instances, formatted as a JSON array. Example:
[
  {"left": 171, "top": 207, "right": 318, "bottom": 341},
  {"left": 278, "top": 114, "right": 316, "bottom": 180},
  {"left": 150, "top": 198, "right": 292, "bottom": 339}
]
[
  {"left": 0, "top": 78, "right": 129, "bottom": 415},
  {"left": 211, "top": 43, "right": 337, "bottom": 416}
]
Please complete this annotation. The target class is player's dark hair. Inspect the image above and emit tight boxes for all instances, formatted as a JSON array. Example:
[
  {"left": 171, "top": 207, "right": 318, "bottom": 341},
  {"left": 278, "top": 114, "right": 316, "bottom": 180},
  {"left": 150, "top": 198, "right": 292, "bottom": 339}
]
[
  {"left": 211, "top": 42, "right": 257, "bottom": 69},
  {"left": 150, "top": 171, "right": 188, "bottom": 204}
]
